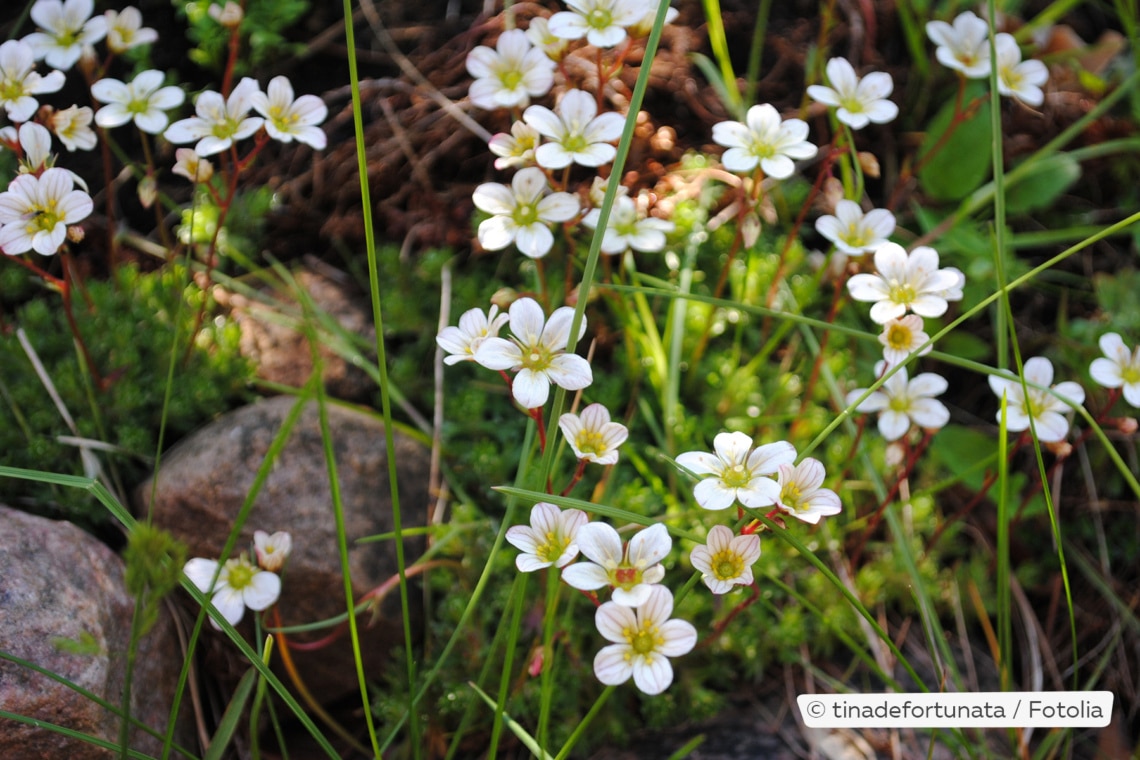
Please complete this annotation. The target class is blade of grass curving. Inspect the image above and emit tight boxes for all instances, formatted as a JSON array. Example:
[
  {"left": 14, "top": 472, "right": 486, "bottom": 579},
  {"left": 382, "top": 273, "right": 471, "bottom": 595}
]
[
  {"left": 468, "top": 682, "right": 554, "bottom": 760},
  {"left": 342, "top": 0, "right": 420, "bottom": 752},
  {"left": 0, "top": 650, "right": 199, "bottom": 759},
  {"left": 307, "top": 324, "right": 383, "bottom": 757},
  {"left": 379, "top": 421, "right": 537, "bottom": 752},
  {"left": 488, "top": 572, "right": 529, "bottom": 758},
  {"left": 742, "top": 0, "right": 773, "bottom": 108},
  {"left": 699, "top": 0, "right": 741, "bottom": 116},
  {"left": 538, "top": 0, "right": 673, "bottom": 490},
  {"left": 553, "top": 686, "right": 613, "bottom": 760},
  {"left": 0, "top": 467, "right": 340, "bottom": 759},
  {"left": 0, "top": 710, "right": 158, "bottom": 760},
  {"left": 203, "top": 666, "right": 257, "bottom": 760},
  {"left": 996, "top": 393, "right": 1012, "bottom": 691}
]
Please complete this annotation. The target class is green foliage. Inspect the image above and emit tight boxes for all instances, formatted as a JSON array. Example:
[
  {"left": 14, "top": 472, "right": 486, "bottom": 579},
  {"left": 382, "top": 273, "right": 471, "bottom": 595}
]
[
  {"left": 917, "top": 86, "right": 993, "bottom": 201},
  {"left": 175, "top": 0, "right": 309, "bottom": 74},
  {"left": 0, "top": 264, "right": 253, "bottom": 528},
  {"left": 123, "top": 523, "right": 188, "bottom": 636}
]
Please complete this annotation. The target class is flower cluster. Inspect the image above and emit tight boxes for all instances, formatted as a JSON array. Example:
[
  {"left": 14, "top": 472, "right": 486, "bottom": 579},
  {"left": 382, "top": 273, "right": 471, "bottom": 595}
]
[
  {"left": 926, "top": 11, "right": 1049, "bottom": 105},
  {"left": 183, "top": 531, "right": 292, "bottom": 629}
]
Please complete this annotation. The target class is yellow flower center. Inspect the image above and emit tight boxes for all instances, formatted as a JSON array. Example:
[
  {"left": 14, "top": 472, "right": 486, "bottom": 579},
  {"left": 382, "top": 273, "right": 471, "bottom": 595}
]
[
  {"left": 1121, "top": 366, "right": 1140, "bottom": 385},
  {"left": 887, "top": 278, "right": 917, "bottom": 306},
  {"left": 625, "top": 624, "right": 662, "bottom": 656},
  {"left": 588, "top": 8, "right": 613, "bottom": 30},
  {"left": 575, "top": 429, "right": 607, "bottom": 455},
  {"left": 711, "top": 549, "right": 744, "bottom": 581},
  {"left": 721, "top": 463, "right": 752, "bottom": 489},
  {"left": 535, "top": 529, "right": 567, "bottom": 563},
  {"left": 886, "top": 322, "right": 913, "bottom": 350},
  {"left": 223, "top": 557, "right": 255, "bottom": 590},
  {"left": 781, "top": 481, "right": 805, "bottom": 512}
]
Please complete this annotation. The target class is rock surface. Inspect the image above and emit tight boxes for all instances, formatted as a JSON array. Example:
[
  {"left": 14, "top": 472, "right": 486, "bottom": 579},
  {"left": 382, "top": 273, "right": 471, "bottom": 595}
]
[
  {"left": 220, "top": 265, "right": 376, "bottom": 401},
  {"left": 138, "top": 395, "right": 430, "bottom": 703},
  {"left": 0, "top": 505, "right": 192, "bottom": 759}
]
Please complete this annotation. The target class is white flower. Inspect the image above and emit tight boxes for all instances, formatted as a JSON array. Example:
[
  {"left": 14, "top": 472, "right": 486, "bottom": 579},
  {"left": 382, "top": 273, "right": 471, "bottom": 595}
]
[
  {"left": 436, "top": 304, "right": 509, "bottom": 365},
  {"left": 24, "top": 0, "right": 107, "bottom": 71},
  {"left": 474, "top": 297, "right": 592, "bottom": 408},
  {"left": 472, "top": 166, "right": 580, "bottom": 259},
  {"left": 689, "top": 525, "right": 760, "bottom": 595},
  {"left": 466, "top": 29, "right": 555, "bottom": 110},
  {"left": 0, "top": 168, "right": 93, "bottom": 256},
  {"left": 711, "top": 103, "right": 817, "bottom": 178},
  {"left": 524, "top": 89, "right": 624, "bottom": 169},
  {"left": 489, "top": 120, "right": 540, "bottom": 170},
  {"left": 559, "top": 403, "right": 629, "bottom": 465},
  {"left": 50, "top": 105, "right": 96, "bottom": 151},
  {"left": 249, "top": 76, "right": 327, "bottom": 149},
  {"left": 772, "top": 459, "right": 842, "bottom": 524},
  {"left": 525, "top": 16, "right": 568, "bottom": 61},
  {"left": 926, "top": 11, "right": 992, "bottom": 79},
  {"left": 815, "top": 199, "right": 895, "bottom": 256},
  {"left": 164, "top": 77, "right": 264, "bottom": 156},
  {"left": 846, "top": 243, "right": 962, "bottom": 324},
  {"left": 506, "top": 502, "right": 589, "bottom": 572},
  {"left": 183, "top": 555, "right": 281, "bottom": 629},
  {"left": 846, "top": 365, "right": 950, "bottom": 441},
  {"left": 582, "top": 195, "right": 674, "bottom": 255},
  {"left": 988, "top": 357, "right": 1085, "bottom": 442},
  {"left": 1090, "top": 333, "right": 1140, "bottom": 407},
  {"left": 104, "top": 7, "right": 157, "bottom": 53},
  {"left": 92, "top": 70, "right": 185, "bottom": 135},
  {"left": 208, "top": 1, "right": 243, "bottom": 27},
  {"left": 626, "top": 0, "right": 680, "bottom": 37},
  {"left": 562, "top": 522, "right": 670, "bottom": 607},
  {"left": 593, "top": 586, "right": 697, "bottom": 694},
  {"left": 994, "top": 33, "right": 1048, "bottom": 107},
  {"left": 548, "top": 0, "right": 650, "bottom": 48},
  {"left": 675, "top": 432, "right": 796, "bottom": 511},
  {"left": 172, "top": 148, "right": 214, "bottom": 183},
  {"left": 15, "top": 122, "right": 53, "bottom": 173},
  {"left": 253, "top": 531, "right": 292, "bottom": 572},
  {"left": 878, "top": 314, "right": 932, "bottom": 366},
  {"left": 807, "top": 57, "right": 898, "bottom": 130},
  {"left": 0, "top": 40, "right": 66, "bottom": 123}
]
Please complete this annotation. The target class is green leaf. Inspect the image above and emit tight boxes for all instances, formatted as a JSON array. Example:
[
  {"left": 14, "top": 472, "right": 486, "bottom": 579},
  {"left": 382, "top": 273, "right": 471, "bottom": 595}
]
[
  {"left": 917, "top": 90, "right": 993, "bottom": 201},
  {"left": 204, "top": 666, "right": 258, "bottom": 760},
  {"left": 1003, "top": 153, "right": 1082, "bottom": 214}
]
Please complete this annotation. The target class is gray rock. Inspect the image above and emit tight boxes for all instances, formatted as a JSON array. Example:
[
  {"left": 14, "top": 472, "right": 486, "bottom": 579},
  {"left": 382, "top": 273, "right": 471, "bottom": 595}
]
[
  {"left": 0, "top": 505, "right": 192, "bottom": 759},
  {"left": 137, "top": 395, "right": 429, "bottom": 704}
]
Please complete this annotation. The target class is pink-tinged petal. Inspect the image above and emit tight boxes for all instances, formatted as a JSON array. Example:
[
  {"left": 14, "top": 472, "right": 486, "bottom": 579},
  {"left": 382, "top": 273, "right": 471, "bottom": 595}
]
[
  {"left": 243, "top": 571, "right": 281, "bottom": 610},
  {"left": 689, "top": 545, "right": 712, "bottom": 575},
  {"left": 594, "top": 644, "right": 634, "bottom": 685},
  {"left": 512, "top": 368, "right": 551, "bottom": 408},
  {"left": 631, "top": 654, "right": 674, "bottom": 694},
  {"left": 703, "top": 527, "right": 731, "bottom": 558},
  {"left": 657, "top": 618, "right": 698, "bottom": 657},
  {"left": 693, "top": 478, "right": 736, "bottom": 510},
  {"left": 596, "top": 602, "right": 638, "bottom": 642},
  {"left": 637, "top": 584, "right": 674, "bottom": 623},
  {"left": 575, "top": 522, "right": 623, "bottom": 566},
  {"left": 877, "top": 410, "right": 911, "bottom": 441},
  {"left": 736, "top": 477, "right": 781, "bottom": 508},
  {"left": 795, "top": 459, "right": 827, "bottom": 490},
  {"left": 734, "top": 533, "right": 762, "bottom": 565},
  {"left": 1022, "top": 357, "right": 1054, "bottom": 387},
  {"left": 561, "top": 561, "right": 610, "bottom": 590},
  {"left": 506, "top": 525, "right": 540, "bottom": 555},
  {"left": 628, "top": 524, "right": 671, "bottom": 567}
]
